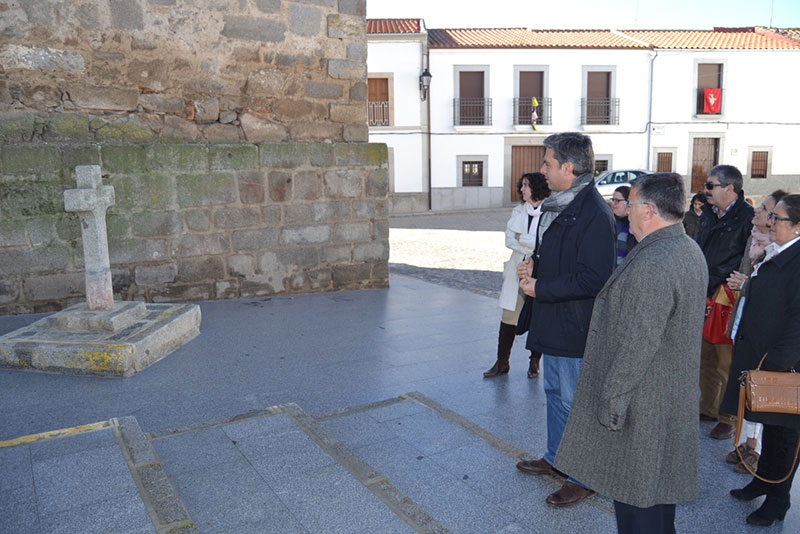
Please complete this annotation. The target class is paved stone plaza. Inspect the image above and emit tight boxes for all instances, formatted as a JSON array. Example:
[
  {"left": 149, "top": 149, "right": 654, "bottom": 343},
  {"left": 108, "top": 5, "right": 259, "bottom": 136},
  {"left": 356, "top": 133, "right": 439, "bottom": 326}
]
[{"left": 1, "top": 209, "right": 798, "bottom": 533}]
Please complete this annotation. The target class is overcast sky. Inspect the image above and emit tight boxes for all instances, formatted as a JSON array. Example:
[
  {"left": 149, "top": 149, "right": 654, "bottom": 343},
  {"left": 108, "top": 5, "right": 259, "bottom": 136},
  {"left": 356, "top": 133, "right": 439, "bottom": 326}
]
[{"left": 366, "top": 0, "right": 800, "bottom": 30}]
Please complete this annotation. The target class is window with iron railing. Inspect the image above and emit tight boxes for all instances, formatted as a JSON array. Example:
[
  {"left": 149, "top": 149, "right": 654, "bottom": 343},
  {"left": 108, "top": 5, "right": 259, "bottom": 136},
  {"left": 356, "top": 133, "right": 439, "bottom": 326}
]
[
  {"left": 462, "top": 161, "right": 484, "bottom": 186},
  {"left": 751, "top": 151, "right": 768, "bottom": 178},
  {"left": 513, "top": 97, "right": 552, "bottom": 126},
  {"left": 368, "top": 101, "right": 389, "bottom": 126},
  {"left": 594, "top": 159, "right": 609, "bottom": 176},
  {"left": 453, "top": 98, "right": 492, "bottom": 126},
  {"left": 581, "top": 98, "right": 619, "bottom": 125},
  {"left": 657, "top": 152, "right": 673, "bottom": 173}
]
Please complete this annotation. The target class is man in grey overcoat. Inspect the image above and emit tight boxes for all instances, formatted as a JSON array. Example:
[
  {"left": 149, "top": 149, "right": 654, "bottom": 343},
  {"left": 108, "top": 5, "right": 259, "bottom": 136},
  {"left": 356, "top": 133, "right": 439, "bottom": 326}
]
[{"left": 554, "top": 173, "right": 708, "bottom": 533}]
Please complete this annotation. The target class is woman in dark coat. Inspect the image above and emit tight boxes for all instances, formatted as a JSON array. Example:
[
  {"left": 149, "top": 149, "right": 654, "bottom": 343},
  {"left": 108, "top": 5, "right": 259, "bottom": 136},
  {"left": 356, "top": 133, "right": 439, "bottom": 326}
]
[
  {"left": 720, "top": 194, "right": 800, "bottom": 527},
  {"left": 683, "top": 192, "right": 706, "bottom": 239}
]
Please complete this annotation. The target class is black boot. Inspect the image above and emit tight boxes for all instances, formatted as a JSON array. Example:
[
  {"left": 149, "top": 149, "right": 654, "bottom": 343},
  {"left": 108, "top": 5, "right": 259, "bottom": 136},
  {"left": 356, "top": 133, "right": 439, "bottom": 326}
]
[
  {"left": 527, "top": 351, "right": 542, "bottom": 378},
  {"left": 484, "top": 322, "right": 515, "bottom": 378}
]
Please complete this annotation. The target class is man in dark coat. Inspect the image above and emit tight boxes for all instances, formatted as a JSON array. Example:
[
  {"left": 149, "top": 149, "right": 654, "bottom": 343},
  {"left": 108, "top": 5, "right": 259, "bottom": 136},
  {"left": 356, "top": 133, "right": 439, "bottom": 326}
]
[
  {"left": 696, "top": 165, "right": 753, "bottom": 440},
  {"left": 555, "top": 173, "right": 708, "bottom": 534},
  {"left": 515, "top": 132, "right": 616, "bottom": 507}
]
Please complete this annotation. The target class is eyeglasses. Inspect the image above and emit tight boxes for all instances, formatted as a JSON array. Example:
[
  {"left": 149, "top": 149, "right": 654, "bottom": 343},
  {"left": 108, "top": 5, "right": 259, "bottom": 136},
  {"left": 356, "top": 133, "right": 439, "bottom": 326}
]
[
  {"left": 704, "top": 182, "right": 725, "bottom": 190},
  {"left": 768, "top": 212, "right": 792, "bottom": 223},
  {"left": 625, "top": 201, "right": 649, "bottom": 209},
  {"left": 611, "top": 198, "right": 626, "bottom": 204}
]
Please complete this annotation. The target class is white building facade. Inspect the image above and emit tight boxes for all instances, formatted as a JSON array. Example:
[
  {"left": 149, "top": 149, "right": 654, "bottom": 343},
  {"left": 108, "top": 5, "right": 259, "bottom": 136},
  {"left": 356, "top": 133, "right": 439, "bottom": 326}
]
[{"left": 368, "top": 23, "right": 800, "bottom": 212}]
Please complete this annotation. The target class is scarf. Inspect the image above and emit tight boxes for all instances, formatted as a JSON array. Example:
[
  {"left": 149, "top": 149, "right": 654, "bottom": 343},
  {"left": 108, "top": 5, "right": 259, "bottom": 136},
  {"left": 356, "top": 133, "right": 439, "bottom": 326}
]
[
  {"left": 537, "top": 173, "right": 594, "bottom": 249},
  {"left": 748, "top": 226, "right": 770, "bottom": 264}
]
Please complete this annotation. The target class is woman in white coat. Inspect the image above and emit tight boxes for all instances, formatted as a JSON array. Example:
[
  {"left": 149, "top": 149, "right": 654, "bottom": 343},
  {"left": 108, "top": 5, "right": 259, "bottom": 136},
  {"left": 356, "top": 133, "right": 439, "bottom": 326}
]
[{"left": 484, "top": 172, "right": 550, "bottom": 378}]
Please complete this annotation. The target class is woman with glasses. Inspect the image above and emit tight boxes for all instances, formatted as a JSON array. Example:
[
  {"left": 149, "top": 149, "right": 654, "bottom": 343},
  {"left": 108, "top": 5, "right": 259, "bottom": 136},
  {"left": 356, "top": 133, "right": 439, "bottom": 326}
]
[
  {"left": 723, "top": 190, "right": 788, "bottom": 475},
  {"left": 720, "top": 194, "right": 800, "bottom": 527},
  {"left": 484, "top": 172, "right": 550, "bottom": 379},
  {"left": 610, "top": 186, "right": 637, "bottom": 267}
]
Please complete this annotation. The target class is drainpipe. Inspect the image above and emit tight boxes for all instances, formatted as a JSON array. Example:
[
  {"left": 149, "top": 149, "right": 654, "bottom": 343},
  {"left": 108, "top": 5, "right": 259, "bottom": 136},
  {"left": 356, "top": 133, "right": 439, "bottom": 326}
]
[
  {"left": 645, "top": 49, "right": 658, "bottom": 169},
  {"left": 425, "top": 48, "right": 432, "bottom": 211}
]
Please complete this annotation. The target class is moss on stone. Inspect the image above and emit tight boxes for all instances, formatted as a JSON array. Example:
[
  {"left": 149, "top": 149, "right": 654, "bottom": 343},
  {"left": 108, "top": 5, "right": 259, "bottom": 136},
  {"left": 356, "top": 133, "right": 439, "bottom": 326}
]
[
  {"left": 102, "top": 145, "right": 147, "bottom": 174},
  {"left": 0, "top": 146, "right": 62, "bottom": 175},
  {"left": 109, "top": 172, "right": 174, "bottom": 211},
  {"left": 96, "top": 121, "right": 156, "bottom": 143},
  {"left": 0, "top": 180, "right": 64, "bottom": 218},
  {"left": 47, "top": 114, "right": 91, "bottom": 140},
  {"left": 210, "top": 144, "right": 258, "bottom": 170},
  {"left": 146, "top": 144, "right": 209, "bottom": 172},
  {"left": 258, "top": 142, "right": 308, "bottom": 168},
  {"left": 0, "top": 113, "right": 36, "bottom": 143}
]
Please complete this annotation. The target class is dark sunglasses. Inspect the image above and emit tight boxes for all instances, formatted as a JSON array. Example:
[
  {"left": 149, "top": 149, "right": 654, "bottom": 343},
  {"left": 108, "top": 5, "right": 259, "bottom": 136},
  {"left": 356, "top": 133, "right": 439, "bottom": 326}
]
[{"left": 704, "top": 182, "right": 725, "bottom": 190}]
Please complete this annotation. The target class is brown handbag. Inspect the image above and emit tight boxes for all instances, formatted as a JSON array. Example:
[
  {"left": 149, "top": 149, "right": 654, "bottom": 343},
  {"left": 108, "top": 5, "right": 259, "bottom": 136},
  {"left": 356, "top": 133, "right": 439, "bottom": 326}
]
[{"left": 735, "top": 353, "right": 800, "bottom": 483}]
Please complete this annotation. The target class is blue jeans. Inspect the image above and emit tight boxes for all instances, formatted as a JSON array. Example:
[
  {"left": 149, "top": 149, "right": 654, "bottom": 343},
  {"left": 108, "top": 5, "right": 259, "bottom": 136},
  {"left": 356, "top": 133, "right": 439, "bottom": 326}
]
[{"left": 542, "top": 353, "right": 584, "bottom": 486}]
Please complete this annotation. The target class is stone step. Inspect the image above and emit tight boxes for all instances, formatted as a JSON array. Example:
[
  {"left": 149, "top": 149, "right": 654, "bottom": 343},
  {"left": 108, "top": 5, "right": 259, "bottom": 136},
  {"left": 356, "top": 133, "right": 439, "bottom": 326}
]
[{"left": 2, "top": 393, "right": 618, "bottom": 534}]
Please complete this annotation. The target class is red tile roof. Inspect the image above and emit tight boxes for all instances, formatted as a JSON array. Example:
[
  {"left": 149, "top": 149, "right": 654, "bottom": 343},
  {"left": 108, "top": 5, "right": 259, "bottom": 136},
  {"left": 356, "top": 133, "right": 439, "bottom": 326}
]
[
  {"left": 367, "top": 22, "right": 800, "bottom": 50},
  {"left": 622, "top": 28, "right": 800, "bottom": 49},
  {"left": 756, "top": 27, "right": 800, "bottom": 45},
  {"left": 427, "top": 28, "right": 648, "bottom": 49},
  {"left": 367, "top": 19, "right": 423, "bottom": 35}
]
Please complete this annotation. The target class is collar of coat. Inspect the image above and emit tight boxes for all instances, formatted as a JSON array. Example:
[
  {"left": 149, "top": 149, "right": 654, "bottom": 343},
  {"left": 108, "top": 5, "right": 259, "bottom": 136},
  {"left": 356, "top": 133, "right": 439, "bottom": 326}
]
[
  {"left": 599, "top": 223, "right": 686, "bottom": 291},
  {"left": 767, "top": 238, "right": 800, "bottom": 269},
  {"left": 700, "top": 190, "right": 749, "bottom": 224}
]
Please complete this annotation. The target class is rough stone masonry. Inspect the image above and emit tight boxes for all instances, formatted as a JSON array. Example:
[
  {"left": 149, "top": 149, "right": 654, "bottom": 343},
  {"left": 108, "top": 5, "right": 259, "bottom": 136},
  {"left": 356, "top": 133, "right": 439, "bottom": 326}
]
[{"left": 0, "top": 0, "right": 389, "bottom": 315}]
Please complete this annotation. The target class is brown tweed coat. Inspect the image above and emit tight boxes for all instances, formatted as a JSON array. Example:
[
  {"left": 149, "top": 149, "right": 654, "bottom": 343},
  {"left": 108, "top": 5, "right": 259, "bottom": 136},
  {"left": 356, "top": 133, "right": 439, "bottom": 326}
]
[{"left": 554, "top": 223, "right": 708, "bottom": 507}]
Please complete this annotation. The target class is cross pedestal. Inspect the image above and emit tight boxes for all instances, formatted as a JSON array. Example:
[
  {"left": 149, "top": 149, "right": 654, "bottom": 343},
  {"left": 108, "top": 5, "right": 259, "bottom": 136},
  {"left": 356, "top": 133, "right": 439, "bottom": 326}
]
[
  {"left": 63, "top": 165, "right": 115, "bottom": 311},
  {"left": 0, "top": 165, "right": 202, "bottom": 378}
]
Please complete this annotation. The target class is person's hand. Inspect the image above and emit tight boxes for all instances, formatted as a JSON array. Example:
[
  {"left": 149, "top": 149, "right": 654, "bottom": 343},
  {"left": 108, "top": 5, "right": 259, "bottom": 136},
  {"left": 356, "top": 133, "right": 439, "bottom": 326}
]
[
  {"left": 514, "top": 232, "right": 521, "bottom": 240},
  {"left": 517, "top": 258, "right": 533, "bottom": 280},
  {"left": 520, "top": 276, "right": 536, "bottom": 297},
  {"left": 727, "top": 271, "right": 747, "bottom": 290}
]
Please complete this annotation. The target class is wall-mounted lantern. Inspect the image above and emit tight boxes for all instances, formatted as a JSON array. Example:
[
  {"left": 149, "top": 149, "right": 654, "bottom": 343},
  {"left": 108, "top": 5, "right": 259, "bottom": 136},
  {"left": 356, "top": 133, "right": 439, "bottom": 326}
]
[{"left": 419, "top": 69, "right": 432, "bottom": 101}]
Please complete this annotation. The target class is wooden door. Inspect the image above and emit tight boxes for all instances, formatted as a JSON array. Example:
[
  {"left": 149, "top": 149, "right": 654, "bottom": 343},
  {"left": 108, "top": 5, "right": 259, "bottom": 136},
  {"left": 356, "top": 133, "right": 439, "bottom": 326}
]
[
  {"left": 511, "top": 146, "right": 546, "bottom": 202},
  {"left": 691, "top": 138, "right": 719, "bottom": 193}
]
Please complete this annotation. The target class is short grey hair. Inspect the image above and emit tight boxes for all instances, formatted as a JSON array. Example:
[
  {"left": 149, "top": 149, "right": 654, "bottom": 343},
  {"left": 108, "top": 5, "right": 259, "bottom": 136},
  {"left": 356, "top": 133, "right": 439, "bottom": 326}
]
[
  {"left": 543, "top": 132, "right": 594, "bottom": 176},
  {"left": 631, "top": 173, "right": 684, "bottom": 222},
  {"left": 708, "top": 165, "right": 743, "bottom": 194}
]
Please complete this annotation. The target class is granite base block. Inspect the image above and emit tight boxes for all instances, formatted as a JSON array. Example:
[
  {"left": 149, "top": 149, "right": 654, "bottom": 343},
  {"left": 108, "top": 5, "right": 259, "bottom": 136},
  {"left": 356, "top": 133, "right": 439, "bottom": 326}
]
[{"left": 0, "top": 302, "right": 201, "bottom": 378}]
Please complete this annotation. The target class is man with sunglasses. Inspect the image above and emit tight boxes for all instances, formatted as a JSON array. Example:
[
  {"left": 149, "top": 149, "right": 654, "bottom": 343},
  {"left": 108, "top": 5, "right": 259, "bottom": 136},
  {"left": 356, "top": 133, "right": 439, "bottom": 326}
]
[{"left": 696, "top": 165, "right": 754, "bottom": 440}]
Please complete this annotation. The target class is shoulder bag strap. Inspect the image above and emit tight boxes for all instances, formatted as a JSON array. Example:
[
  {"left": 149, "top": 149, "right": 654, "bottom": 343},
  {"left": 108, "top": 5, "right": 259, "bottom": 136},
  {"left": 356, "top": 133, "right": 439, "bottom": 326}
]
[{"left": 735, "top": 354, "right": 800, "bottom": 484}]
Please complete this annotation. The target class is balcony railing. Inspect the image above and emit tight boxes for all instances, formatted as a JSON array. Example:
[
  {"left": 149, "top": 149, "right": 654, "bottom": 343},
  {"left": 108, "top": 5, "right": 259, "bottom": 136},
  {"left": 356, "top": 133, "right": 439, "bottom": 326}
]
[
  {"left": 453, "top": 98, "right": 492, "bottom": 126},
  {"left": 581, "top": 98, "right": 619, "bottom": 125},
  {"left": 513, "top": 97, "right": 552, "bottom": 126},
  {"left": 368, "top": 101, "right": 389, "bottom": 126}
]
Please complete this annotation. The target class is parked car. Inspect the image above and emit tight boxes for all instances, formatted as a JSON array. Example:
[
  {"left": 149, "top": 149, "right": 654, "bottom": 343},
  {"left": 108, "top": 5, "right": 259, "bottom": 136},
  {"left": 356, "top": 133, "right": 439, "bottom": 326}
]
[{"left": 595, "top": 169, "right": 649, "bottom": 200}]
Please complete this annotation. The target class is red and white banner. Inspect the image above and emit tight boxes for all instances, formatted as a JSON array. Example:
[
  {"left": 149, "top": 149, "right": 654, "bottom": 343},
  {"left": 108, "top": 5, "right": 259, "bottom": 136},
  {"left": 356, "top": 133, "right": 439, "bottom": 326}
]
[{"left": 704, "top": 88, "right": 722, "bottom": 114}]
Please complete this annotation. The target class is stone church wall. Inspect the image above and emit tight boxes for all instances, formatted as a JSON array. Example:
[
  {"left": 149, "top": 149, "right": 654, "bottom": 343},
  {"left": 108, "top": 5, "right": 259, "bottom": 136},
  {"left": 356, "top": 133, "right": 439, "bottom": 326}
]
[{"left": 0, "top": 0, "right": 388, "bottom": 314}]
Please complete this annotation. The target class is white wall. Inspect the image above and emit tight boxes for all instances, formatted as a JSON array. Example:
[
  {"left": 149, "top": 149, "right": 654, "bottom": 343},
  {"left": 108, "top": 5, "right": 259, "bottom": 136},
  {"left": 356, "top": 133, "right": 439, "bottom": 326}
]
[
  {"left": 368, "top": 38, "right": 429, "bottom": 195},
  {"left": 369, "top": 35, "right": 800, "bottom": 210},
  {"left": 428, "top": 48, "right": 654, "bottom": 193}
]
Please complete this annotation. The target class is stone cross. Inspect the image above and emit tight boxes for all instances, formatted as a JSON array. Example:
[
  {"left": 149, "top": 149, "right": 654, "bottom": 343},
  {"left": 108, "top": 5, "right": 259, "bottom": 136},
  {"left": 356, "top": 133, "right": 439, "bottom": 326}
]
[{"left": 63, "top": 165, "right": 116, "bottom": 311}]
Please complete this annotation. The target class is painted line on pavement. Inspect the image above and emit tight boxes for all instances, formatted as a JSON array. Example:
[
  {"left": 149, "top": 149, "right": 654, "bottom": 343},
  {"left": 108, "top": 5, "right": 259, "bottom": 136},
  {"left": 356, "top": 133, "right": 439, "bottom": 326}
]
[{"left": 0, "top": 420, "right": 111, "bottom": 448}]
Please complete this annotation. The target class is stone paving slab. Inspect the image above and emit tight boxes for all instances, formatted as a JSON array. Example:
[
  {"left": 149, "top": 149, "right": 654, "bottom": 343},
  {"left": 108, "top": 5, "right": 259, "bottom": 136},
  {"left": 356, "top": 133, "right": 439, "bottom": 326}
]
[
  {"left": 1, "top": 273, "right": 799, "bottom": 533},
  {"left": 150, "top": 404, "right": 444, "bottom": 534},
  {"left": 0, "top": 418, "right": 193, "bottom": 534}
]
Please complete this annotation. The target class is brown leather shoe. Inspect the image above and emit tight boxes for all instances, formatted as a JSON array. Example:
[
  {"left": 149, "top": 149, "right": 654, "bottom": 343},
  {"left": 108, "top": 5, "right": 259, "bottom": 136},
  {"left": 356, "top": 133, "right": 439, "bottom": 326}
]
[
  {"left": 516, "top": 458, "right": 565, "bottom": 477},
  {"left": 710, "top": 422, "right": 735, "bottom": 440},
  {"left": 545, "top": 481, "right": 596, "bottom": 508}
]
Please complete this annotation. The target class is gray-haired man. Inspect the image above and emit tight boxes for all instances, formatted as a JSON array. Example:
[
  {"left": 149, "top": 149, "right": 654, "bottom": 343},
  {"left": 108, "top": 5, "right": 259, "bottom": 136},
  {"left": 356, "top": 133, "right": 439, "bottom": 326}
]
[{"left": 555, "top": 173, "right": 708, "bottom": 534}]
